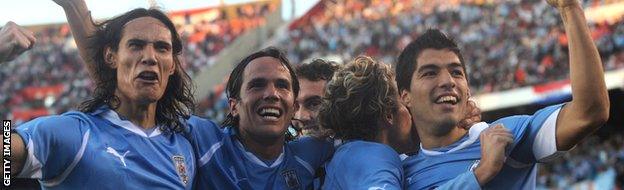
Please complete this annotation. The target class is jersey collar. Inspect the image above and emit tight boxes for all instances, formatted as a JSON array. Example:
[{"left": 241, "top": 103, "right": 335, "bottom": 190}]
[
  {"left": 420, "top": 122, "right": 490, "bottom": 156},
  {"left": 97, "top": 107, "right": 163, "bottom": 138}
]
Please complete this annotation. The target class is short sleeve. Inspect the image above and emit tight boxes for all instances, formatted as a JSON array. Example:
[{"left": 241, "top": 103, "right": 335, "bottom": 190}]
[
  {"left": 494, "top": 104, "right": 564, "bottom": 166},
  {"left": 15, "top": 113, "right": 91, "bottom": 180}
]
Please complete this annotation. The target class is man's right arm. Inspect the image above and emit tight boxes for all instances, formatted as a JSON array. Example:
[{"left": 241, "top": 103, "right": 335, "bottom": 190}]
[
  {"left": 8, "top": 115, "right": 86, "bottom": 179},
  {"left": 9, "top": 133, "right": 27, "bottom": 175},
  {"left": 52, "top": 0, "right": 97, "bottom": 76}
]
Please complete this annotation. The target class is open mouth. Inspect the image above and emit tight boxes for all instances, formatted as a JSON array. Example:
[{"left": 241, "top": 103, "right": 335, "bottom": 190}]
[
  {"left": 434, "top": 95, "right": 459, "bottom": 105},
  {"left": 257, "top": 107, "right": 282, "bottom": 120},
  {"left": 137, "top": 71, "right": 159, "bottom": 82}
]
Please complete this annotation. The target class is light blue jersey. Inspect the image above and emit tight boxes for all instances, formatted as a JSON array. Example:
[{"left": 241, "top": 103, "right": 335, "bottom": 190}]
[
  {"left": 323, "top": 140, "right": 403, "bottom": 190},
  {"left": 323, "top": 140, "right": 482, "bottom": 190},
  {"left": 404, "top": 104, "right": 564, "bottom": 190},
  {"left": 186, "top": 116, "right": 334, "bottom": 190},
  {"left": 14, "top": 107, "right": 195, "bottom": 189}
]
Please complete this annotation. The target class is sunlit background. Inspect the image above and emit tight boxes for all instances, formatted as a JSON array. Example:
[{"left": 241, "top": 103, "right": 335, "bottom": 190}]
[{"left": 1, "top": 0, "right": 623, "bottom": 189}]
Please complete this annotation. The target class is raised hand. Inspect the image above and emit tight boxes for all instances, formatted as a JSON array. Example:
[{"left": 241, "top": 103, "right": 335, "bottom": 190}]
[
  {"left": 0, "top": 21, "right": 36, "bottom": 63},
  {"left": 51, "top": 0, "right": 82, "bottom": 7},
  {"left": 546, "top": 0, "right": 581, "bottom": 9}
]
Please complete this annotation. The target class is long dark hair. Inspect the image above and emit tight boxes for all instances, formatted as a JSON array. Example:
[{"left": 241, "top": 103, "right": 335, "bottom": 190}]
[{"left": 78, "top": 8, "right": 195, "bottom": 133}]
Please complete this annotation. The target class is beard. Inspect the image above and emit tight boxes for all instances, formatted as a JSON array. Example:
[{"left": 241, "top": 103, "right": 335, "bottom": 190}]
[{"left": 429, "top": 118, "right": 459, "bottom": 137}]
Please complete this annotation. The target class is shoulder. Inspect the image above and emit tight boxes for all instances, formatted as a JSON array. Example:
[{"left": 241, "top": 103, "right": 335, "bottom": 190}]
[
  {"left": 288, "top": 136, "right": 333, "bottom": 151},
  {"left": 18, "top": 111, "right": 94, "bottom": 131},
  {"left": 187, "top": 115, "right": 221, "bottom": 130},
  {"left": 186, "top": 115, "right": 223, "bottom": 138},
  {"left": 338, "top": 141, "right": 400, "bottom": 166},
  {"left": 493, "top": 104, "right": 564, "bottom": 127}
]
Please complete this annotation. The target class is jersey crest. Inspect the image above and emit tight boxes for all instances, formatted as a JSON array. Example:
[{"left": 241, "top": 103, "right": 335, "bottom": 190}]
[
  {"left": 172, "top": 155, "right": 189, "bottom": 185},
  {"left": 282, "top": 169, "right": 300, "bottom": 189}
]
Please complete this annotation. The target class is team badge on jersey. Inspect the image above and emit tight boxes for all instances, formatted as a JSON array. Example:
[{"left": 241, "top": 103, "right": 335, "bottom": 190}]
[
  {"left": 282, "top": 169, "right": 300, "bottom": 189},
  {"left": 172, "top": 155, "right": 189, "bottom": 185}
]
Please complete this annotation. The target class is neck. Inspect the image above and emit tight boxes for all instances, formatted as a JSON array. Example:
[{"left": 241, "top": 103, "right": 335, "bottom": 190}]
[
  {"left": 417, "top": 122, "right": 467, "bottom": 149},
  {"left": 377, "top": 128, "right": 417, "bottom": 154},
  {"left": 115, "top": 92, "right": 158, "bottom": 129},
  {"left": 238, "top": 130, "right": 284, "bottom": 160}
]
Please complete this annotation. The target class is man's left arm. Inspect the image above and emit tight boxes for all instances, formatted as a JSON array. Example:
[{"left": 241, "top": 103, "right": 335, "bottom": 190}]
[{"left": 548, "top": 0, "right": 610, "bottom": 150}]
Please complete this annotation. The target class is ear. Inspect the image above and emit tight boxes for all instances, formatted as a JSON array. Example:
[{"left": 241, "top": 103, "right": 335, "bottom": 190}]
[
  {"left": 228, "top": 98, "right": 239, "bottom": 117},
  {"left": 104, "top": 47, "right": 117, "bottom": 68},
  {"left": 169, "top": 55, "right": 180, "bottom": 76},
  {"left": 384, "top": 112, "right": 394, "bottom": 128},
  {"left": 400, "top": 89, "right": 411, "bottom": 107}
]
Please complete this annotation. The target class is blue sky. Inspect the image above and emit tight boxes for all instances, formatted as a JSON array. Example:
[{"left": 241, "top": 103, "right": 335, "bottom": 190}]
[{"left": 0, "top": 0, "right": 319, "bottom": 26}]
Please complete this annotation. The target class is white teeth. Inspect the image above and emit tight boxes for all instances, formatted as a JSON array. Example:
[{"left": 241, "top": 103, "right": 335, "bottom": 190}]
[
  {"left": 260, "top": 108, "right": 281, "bottom": 116},
  {"left": 436, "top": 96, "right": 458, "bottom": 104},
  {"left": 262, "top": 116, "right": 278, "bottom": 120}
]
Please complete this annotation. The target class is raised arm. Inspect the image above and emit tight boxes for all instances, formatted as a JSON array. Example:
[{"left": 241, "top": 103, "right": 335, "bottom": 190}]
[
  {"left": 52, "top": 0, "right": 98, "bottom": 76},
  {"left": 0, "top": 21, "right": 35, "bottom": 63},
  {"left": 547, "top": 0, "right": 610, "bottom": 150},
  {"left": 0, "top": 22, "right": 35, "bottom": 175}
]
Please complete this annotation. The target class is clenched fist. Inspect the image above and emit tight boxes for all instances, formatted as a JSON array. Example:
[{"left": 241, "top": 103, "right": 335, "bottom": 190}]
[
  {"left": 547, "top": 0, "right": 581, "bottom": 9},
  {"left": 0, "top": 21, "right": 36, "bottom": 63},
  {"left": 473, "top": 124, "right": 514, "bottom": 185}
]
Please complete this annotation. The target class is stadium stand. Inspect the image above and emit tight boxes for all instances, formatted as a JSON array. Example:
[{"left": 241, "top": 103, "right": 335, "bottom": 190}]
[
  {"left": 0, "top": 0, "right": 279, "bottom": 124},
  {"left": 2, "top": 0, "right": 623, "bottom": 189}
]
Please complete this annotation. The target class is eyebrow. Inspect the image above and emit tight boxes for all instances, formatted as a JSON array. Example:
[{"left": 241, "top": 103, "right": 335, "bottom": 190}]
[
  {"left": 247, "top": 78, "right": 267, "bottom": 85},
  {"left": 127, "top": 39, "right": 172, "bottom": 47},
  {"left": 447, "top": 62, "right": 463, "bottom": 69},
  {"left": 276, "top": 78, "right": 291, "bottom": 84},
  {"left": 417, "top": 62, "right": 463, "bottom": 73},
  {"left": 416, "top": 64, "right": 440, "bottom": 73}
]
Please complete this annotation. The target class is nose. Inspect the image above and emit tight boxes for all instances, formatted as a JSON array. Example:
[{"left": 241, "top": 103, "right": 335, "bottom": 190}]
[
  {"left": 141, "top": 45, "right": 157, "bottom": 66},
  {"left": 437, "top": 70, "right": 456, "bottom": 90},
  {"left": 263, "top": 84, "right": 280, "bottom": 102},
  {"left": 295, "top": 108, "right": 311, "bottom": 122}
]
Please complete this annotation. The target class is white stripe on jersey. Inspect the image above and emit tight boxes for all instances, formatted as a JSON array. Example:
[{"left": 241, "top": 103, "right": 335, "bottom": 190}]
[
  {"left": 294, "top": 156, "right": 314, "bottom": 175},
  {"left": 18, "top": 139, "right": 43, "bottom": 179},
  {"left": 41, "top": 130, "right": 90, "bottom": 187},
  {"left": 200, "top": 142, "right": 223, "bottom": 167},
  {"left": 533, "top": 108, "right": 564, "bottom": 162}
]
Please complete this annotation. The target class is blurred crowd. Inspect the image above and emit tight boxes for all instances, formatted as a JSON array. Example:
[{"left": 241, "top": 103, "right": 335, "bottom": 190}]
[
  {"left": 1, "top": 0, "right": 623, "bottom": 189},
  {"left": 175, "top": 1, "right": 276, "bottom": 77},
  {"left": 277, "top": 0, "right": 624, "bottom": 94},
  {"left": 537, "top": 131, "right": 624, "bottom": 189},
  {"left": 199, "top": 0, "right": 624, "bottom": 122},
  {"left": 0, "top": 1, "right": 275, "bottom": 123}
]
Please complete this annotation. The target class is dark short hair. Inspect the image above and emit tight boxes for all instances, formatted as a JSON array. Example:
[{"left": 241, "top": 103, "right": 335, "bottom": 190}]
[
  {"left": 295, "top": 59, "right": 340, "bottom": 82},
  {"left": 319, "top": 56, "right": 398, "bottom": 141},
  {"left": 222, "top": 47, "right": 299, "bottom": 127},
  {"left": 78, "top": 8, "right": 194, "bottom": 133},
  {"left": 396, "top": 29, "right": 466, "bottom": 92}
]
